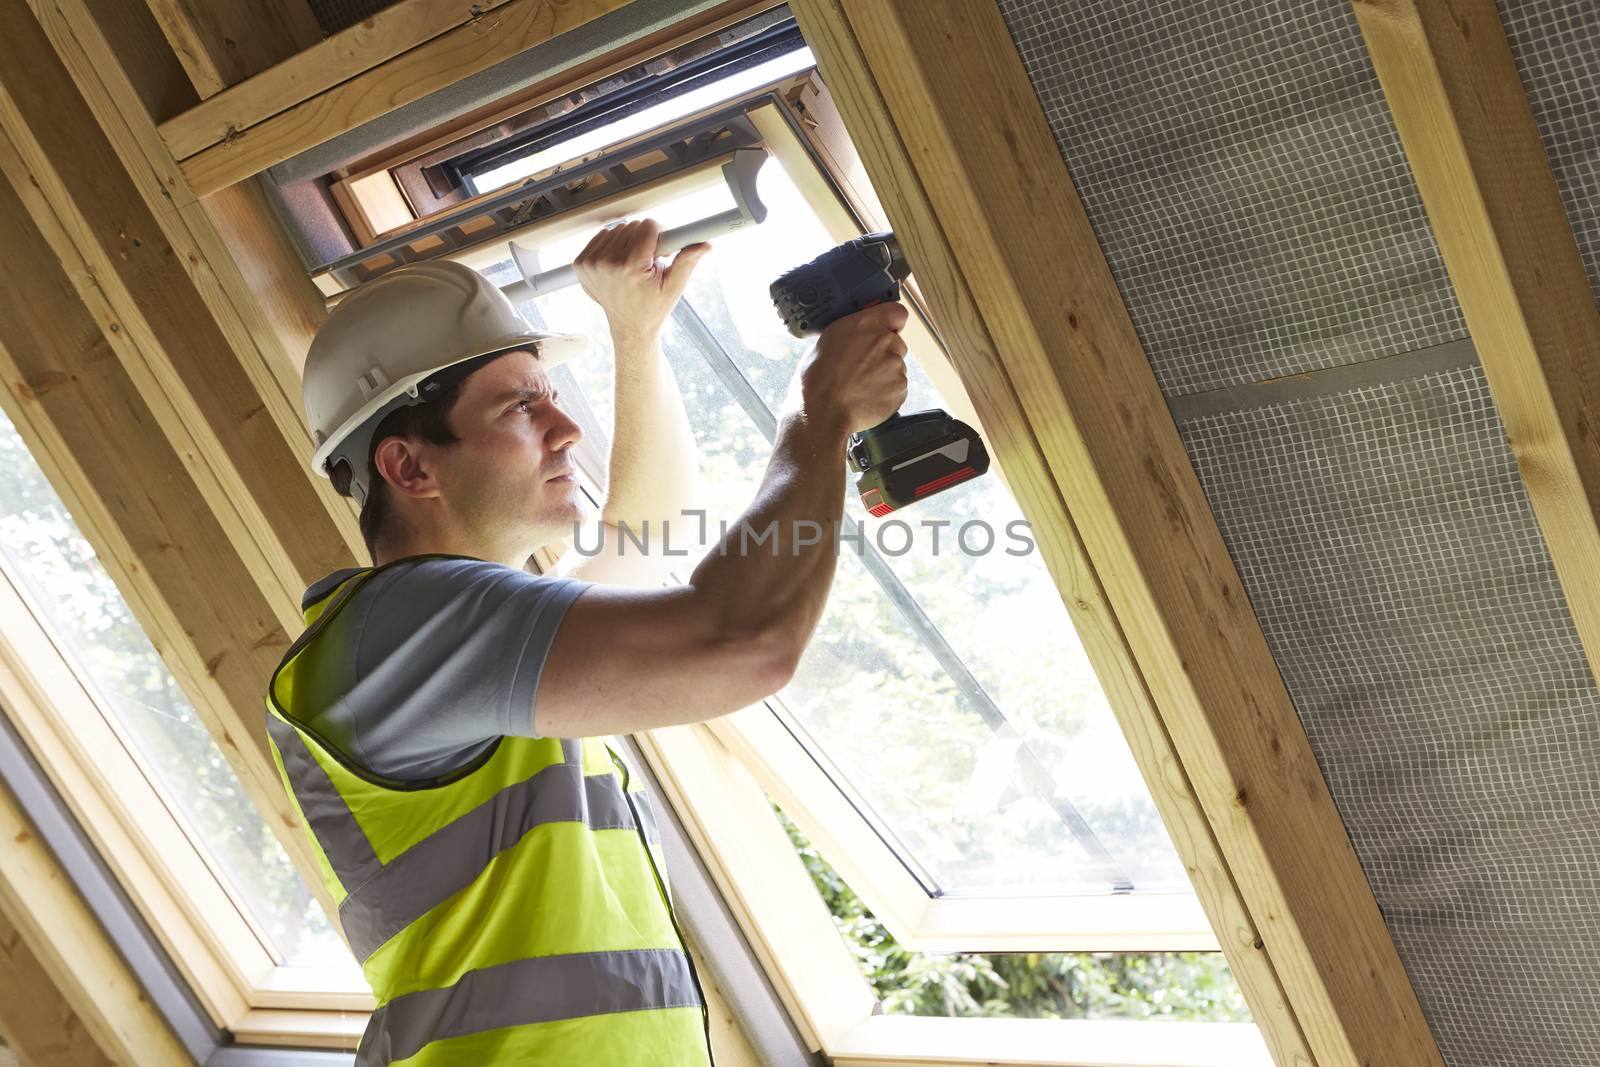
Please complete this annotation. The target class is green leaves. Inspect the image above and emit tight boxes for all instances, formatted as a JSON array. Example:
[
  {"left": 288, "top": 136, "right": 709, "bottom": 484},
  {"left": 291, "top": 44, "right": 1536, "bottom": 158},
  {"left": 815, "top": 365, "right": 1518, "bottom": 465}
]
[{"left": 778, "top": 808, "right": 1251, "bottom": 1022}]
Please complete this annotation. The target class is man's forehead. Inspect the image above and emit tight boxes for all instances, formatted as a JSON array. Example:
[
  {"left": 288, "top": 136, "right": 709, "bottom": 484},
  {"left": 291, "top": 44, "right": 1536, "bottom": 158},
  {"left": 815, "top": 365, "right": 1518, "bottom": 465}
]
[{"left": 463, "top": 349, "right": 550, "bottom": 395}]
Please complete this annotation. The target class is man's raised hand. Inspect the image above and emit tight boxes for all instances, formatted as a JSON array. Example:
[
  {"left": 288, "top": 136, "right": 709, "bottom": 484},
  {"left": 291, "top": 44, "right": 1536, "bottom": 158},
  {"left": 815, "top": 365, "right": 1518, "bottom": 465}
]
[{"left": 572, "top": 219, "right": 711, "bottom": 344}]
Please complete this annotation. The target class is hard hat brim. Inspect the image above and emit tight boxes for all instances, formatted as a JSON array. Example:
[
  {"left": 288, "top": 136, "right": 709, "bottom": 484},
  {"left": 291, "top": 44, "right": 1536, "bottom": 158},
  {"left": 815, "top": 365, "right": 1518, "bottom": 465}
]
[{"left": 310, "top": 330, "right": 588, "bottom": 479}]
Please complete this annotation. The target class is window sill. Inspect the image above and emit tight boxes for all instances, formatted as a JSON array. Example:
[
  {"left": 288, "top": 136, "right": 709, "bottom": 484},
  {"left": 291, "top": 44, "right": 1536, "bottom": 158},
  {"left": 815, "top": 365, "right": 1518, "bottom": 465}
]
[{"left": 827, "top": 1017, "right": 1271, "bottom": 1067}]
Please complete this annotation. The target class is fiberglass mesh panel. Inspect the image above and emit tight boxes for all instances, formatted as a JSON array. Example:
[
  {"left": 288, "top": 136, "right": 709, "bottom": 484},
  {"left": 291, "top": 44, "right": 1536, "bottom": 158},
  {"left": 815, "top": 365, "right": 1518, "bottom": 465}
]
[
  {"left": 1180, "top": 367, "right": 1600, "bottom": 1067},
  {"left": 1495, "top": 0, "right": 1600, "bottom": 309},
  {"left": 995, "top": 1, "right": 1600, "bottom": 1062},
  {"left": 995, "top": 0, "right": 1468, "bottom": 397}
]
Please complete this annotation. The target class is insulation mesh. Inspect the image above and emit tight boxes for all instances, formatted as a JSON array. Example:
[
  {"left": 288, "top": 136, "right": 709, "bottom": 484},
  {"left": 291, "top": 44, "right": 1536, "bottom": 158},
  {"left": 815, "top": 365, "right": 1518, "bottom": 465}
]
[
  {"left": 996, "top": 0, "right": 1466, "bottom": 397},
  {"left": 1180, "top": 368, "right": 1600, "bottom": 1067},
  {"left": 1495, "top": 0, "right": 1600, "bottom": 308},
  {"left": 995, "top": 1, "right": 1600, "bottom": 1063}
]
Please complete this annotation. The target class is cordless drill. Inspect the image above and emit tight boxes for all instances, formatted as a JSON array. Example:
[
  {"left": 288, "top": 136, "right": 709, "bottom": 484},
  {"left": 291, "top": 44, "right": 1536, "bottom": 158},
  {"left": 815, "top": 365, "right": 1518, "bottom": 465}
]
[{"left": 769, "top": 232, "right": 989, "bottom": 516}]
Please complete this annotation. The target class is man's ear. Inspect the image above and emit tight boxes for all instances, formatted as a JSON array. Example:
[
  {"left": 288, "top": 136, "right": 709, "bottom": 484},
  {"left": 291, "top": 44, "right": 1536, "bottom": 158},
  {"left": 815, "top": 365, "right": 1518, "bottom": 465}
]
[{"left": 372, "top": 436, "right": 442, "bottom": 500}]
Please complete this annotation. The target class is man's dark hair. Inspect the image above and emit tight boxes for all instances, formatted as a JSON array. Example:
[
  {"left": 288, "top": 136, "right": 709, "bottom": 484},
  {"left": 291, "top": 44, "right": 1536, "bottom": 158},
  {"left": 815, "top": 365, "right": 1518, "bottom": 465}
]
[{"left": 329, "top": 376, "right": 467, "bottom": 556}]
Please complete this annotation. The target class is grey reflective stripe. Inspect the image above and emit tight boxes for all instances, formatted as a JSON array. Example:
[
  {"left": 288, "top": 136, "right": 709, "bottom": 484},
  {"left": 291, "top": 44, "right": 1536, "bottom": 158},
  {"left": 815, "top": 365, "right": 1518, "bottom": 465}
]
[
  {"left": 632, "top": 788, "right": 662, "bottom": 846},
  {"left": 355, "top": 947, "right": 700, "bottom": 1067},
  {"left": 340, "top": 764, "right": 638, "bottom": 959},
  {"left": 265, "top": 714, "right": 381, "bottom": 888},
  {"left": 268, "top": 716, "right": 650, "bottom": 961}
]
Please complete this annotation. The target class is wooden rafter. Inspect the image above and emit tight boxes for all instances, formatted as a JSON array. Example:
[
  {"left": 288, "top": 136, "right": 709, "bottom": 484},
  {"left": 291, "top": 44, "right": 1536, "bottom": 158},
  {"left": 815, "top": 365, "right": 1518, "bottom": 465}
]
[
  {"left": 157, "top": 0, "right": 519, "bottom": 161},
  {"left": 0, "top": 10, "right": 349, "bottom": 624},
  {"left": 162, "top": 0, "right": 634, "bottom": 197},
  {"left": 0, "top": 140, "right": 338, "bottom": 922},
  {"left": 0, "top": 778, "right": 192, "bottom": 1065},
  {"left": 787, "top": 0, "right": 1444, "bottom": 1064},
  {"left": 0, "top": 0, "right": 367, "bottom": 920},
  {"left": 0, "top": 909, "right": 119, "bottom": 1067},
  {"left": 144, "top": 0, "right": 322, "bottom": 99},
  {"left": 1351, "top": 0, "right": 1600, "bottom": 689}
]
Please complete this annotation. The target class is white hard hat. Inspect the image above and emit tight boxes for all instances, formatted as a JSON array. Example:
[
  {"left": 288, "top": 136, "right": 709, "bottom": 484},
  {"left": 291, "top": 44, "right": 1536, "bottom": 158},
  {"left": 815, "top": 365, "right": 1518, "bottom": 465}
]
[{"left": 303, "top": 260, "right": 587, "bottom": 505}]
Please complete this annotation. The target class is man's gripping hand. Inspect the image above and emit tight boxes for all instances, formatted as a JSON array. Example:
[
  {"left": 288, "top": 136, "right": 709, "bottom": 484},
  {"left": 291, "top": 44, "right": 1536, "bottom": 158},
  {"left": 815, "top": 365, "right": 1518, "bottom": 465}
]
[{"left": 572, "top": 218, "right": 710, "bottom": 343}]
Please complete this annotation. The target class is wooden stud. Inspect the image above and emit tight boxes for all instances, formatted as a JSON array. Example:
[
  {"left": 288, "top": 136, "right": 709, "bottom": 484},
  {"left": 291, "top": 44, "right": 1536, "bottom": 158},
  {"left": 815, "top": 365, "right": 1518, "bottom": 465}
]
[
  {"left": 788, "top": 0, "right": 1444, "bottom": 1063},
  {"left": 21, "top": 0, "right": 363, "bottom": 564},
  {"left": 0, "top": 7, "right": 351, "bottom": 626},
  {"left": 169, "top": 0, "right": 634, "bottom": 196},
  {"left": 0, "top": 908, "right": 120, "bottom": 1067},
  {"left": 1351, "top": 0, "right": 1600, "bottom": 697},
  {"left": 0, "top": 777, "right": 194, "bottom": 1065},
  {"left": 157, "top": 0, "right": 521, "bottom": 162},
  {"left": 144, "top": 0, "right": 322, "bottom": 99}
]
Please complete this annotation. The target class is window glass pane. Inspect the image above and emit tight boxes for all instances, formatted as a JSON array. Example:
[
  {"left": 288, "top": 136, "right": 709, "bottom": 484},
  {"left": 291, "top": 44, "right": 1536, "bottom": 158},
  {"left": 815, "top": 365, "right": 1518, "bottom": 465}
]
[
  {"left": 473, "top": 46, "right": 817, "bottom": 193},
  {"left": 514, "top": 151, "right": 1189, "bottom": 897},
  {"left": 0, "top": 410, "right": 351, "bottom": 967}
]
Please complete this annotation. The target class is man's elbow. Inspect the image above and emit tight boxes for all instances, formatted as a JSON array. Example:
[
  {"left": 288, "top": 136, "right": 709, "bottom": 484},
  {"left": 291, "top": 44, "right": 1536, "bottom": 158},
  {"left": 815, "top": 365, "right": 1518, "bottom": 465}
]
[{"left": 718, "top": 625, "right": 801, "bottom": 712}]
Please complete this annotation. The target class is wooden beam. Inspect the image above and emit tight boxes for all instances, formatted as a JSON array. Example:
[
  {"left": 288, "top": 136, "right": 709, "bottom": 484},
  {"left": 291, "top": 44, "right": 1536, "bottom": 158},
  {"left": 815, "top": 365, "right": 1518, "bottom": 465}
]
[
  {"left": 144, "top": 0, "right": 322, "bottom": 98},
  {"left": 788, "top": 1, "right": 1442, "bottom": 1064},
  {"left": 0, "top": 776, "right": 193, "bottom": 1065},
  {"left": 201, "top": 179, "right": 333, "bottom": 376},
  {"left": 0, "top": 126, "right": 339, "bottom": 920},
  {"left": 1350, "top": 1, "right": 1600, "bottom": 691},
  {"left": 14, "top": 0, "right": 362, "bottom": 566},
  {"left": 336, "top": 0, "right": 784, "bottom": 186},
  {"left": 0, "top": 910, "right": 118, "bottom": 1067},
  {"left": 165, "top": 0, "right": 633, "bottom": 196},
  {"left": 0, "top": 3, "right": 354, "bottom": 626},
  {"left": 157, "top": 0, "right": 520, "bottom": 162}
]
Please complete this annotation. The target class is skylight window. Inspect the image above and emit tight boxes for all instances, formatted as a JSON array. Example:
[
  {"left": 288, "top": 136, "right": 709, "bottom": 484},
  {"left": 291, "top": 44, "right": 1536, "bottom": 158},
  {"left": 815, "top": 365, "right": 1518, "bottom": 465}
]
[
  {"left": 495, "top": 147, "right": 1190, "bottom": 901},
  {"left": 472, "top": 45, "right": 817, "bottom": 193}
]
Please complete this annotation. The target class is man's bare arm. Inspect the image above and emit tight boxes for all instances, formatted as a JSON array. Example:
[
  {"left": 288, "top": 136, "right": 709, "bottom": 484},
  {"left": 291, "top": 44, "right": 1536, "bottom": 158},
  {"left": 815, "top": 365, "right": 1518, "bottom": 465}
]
[
  {"left": 535, "top": 301, "right": 910, "bottom": 738},
  {"left": 554, "top": 219, "right": 707, "bottom": 587}
]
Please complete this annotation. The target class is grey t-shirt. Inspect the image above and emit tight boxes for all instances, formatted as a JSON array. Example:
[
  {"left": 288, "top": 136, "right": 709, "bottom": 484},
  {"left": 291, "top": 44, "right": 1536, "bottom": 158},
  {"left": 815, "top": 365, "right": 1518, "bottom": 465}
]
[{"left": 297, "top": 557, "right": 591, "bottom": 780}]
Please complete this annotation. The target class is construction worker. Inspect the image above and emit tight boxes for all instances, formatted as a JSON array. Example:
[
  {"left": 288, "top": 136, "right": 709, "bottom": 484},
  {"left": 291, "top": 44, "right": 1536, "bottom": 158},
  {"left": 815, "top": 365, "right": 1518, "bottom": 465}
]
[{"left": 268, "top": 218, "right": 909, "bottom": 1065}]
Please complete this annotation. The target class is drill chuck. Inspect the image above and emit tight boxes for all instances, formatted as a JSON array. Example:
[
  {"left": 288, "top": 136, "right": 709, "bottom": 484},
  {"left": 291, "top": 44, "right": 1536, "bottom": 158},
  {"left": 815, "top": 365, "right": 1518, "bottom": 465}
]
[
  {"left": 769, "top": 231, "right": 989, "bottom": 513},
  {"left": 770, "top": 232, "right": 907, "bottom": 338}
]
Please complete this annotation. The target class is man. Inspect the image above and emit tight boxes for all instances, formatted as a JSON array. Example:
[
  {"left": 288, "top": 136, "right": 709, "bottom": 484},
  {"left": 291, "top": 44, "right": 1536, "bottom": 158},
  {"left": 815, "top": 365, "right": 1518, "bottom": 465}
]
[{"left": 267, "top": 219, "right": 909, "bottom": 1065}]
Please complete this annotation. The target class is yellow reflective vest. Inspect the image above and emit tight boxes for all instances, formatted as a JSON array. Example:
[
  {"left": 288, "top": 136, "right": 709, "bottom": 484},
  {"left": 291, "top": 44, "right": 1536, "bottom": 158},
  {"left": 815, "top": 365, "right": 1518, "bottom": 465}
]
[{"left": 266, "top": 566, "right": 712, "bottom": 1066}]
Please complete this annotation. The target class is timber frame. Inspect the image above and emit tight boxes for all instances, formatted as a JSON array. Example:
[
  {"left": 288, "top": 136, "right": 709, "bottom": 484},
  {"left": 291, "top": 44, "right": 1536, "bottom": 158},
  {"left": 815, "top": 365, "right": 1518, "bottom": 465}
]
[
  {"left": 3, "top": 0, "right": 1597, "bottom": 1064},
  {"left": 1350, "top": 0, "right": 1600, "bottom": 701},
  {"left": 783, "top": 1, "right": 1438, "bottom": 1065}
]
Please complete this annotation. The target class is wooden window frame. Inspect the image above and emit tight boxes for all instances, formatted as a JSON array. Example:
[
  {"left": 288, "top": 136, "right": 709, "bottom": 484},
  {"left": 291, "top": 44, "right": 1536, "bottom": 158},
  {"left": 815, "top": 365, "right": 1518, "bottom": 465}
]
[{"left": 0, "top": 551, "right": 375, "bottom": 1034}]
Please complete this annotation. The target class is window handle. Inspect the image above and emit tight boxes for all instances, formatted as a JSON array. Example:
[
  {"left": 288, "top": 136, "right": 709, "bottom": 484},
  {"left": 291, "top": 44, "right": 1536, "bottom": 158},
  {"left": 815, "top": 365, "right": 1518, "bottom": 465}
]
[{"left": 502, "top": 148, "right": 770, "bottom": 302}]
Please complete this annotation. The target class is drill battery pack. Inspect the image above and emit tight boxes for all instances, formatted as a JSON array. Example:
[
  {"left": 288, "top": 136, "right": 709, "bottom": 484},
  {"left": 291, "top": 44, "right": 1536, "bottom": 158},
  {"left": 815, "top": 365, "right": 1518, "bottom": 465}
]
[{"left": 848, "top": 410, "right": 990, "bottom": 517}]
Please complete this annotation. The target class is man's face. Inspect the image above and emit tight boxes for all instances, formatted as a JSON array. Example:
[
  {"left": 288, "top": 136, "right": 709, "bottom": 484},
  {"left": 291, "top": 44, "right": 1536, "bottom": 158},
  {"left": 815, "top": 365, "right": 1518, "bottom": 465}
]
[{"left": 428, "top": 350, "right": 584, "bottom": 552}]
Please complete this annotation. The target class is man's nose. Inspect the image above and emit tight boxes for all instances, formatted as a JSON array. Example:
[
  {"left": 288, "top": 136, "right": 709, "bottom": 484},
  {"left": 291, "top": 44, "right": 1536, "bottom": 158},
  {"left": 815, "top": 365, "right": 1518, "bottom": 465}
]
[{"left": 546, "top": 408, "right": 582, "bottom": 451}]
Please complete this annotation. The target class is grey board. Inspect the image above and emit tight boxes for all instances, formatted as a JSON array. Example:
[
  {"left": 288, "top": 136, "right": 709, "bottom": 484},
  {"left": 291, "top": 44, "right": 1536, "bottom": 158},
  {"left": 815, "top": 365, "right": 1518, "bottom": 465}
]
[{"left": 996, "top": 1, "right": 1600, "bottom": 1065}]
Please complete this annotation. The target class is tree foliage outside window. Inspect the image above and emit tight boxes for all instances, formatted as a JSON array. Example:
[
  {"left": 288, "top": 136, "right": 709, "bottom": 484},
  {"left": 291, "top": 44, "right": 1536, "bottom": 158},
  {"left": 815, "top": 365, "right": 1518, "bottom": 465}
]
[{"left": 781, "top": 811, "right": 1251, "bottom": 1022}]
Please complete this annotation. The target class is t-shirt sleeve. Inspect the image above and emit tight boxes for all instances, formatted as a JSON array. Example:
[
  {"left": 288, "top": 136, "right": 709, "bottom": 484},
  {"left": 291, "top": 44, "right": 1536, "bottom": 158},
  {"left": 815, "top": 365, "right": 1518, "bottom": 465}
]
[{"left": 344, "top": 558, "right": 590, "bottom": 777}]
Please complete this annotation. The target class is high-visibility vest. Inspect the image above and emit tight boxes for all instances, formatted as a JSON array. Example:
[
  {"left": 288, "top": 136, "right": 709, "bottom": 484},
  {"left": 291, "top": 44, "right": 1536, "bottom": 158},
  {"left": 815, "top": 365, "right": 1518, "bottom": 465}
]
[{"left": 265, "top": 564, "right": 713, "bottom": 1066}]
